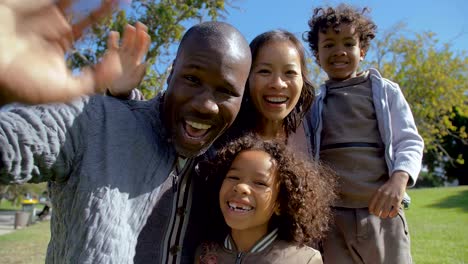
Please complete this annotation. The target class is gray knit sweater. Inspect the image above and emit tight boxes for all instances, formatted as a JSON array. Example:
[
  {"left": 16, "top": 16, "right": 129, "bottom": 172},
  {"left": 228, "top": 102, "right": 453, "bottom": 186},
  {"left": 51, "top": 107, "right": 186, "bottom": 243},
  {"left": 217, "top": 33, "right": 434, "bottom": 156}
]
[{"left": 0, "top": 95, "right": 182, "bottom": 263}]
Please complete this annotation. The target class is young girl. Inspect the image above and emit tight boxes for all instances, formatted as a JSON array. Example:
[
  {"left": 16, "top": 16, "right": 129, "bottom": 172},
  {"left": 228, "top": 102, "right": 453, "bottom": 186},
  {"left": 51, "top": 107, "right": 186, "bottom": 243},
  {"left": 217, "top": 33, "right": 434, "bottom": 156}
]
[{"left": 195, "top": 134, "right": 337, "bottom": 263}]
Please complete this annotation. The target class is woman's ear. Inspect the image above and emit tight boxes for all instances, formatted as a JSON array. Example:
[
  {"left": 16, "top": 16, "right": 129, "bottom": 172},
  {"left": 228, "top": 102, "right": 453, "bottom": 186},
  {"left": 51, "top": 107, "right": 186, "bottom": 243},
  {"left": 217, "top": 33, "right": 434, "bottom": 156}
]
[{"left": 274, "top": 204, "right": 281, "bottom": 216}]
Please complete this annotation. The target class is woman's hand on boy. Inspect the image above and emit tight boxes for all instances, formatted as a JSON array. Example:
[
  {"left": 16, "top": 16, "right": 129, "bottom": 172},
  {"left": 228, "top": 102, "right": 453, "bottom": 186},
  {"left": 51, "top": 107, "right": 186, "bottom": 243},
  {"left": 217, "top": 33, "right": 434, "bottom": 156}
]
[{"left": 369, "top": 171, "right": 409, "bottom": 219}]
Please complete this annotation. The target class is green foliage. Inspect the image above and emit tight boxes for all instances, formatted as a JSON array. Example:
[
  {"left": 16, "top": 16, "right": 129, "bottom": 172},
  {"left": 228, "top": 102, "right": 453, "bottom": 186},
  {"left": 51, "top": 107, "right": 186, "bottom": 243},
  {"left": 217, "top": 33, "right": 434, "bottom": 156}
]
[
  {"left": 367, "top": 26, "right": 468, "bottom": 180},
  {"left": 415, "top": 171, "right": 445, "bottom": 188},
  {"left": 0, "top": 183, "right": 48, "bottom": 207},
  {"left": 423, "top": 109, "right": 468, "bottom": 185},
  {"left": 69, "top": 0, "right": 232, "bottom": 96}
]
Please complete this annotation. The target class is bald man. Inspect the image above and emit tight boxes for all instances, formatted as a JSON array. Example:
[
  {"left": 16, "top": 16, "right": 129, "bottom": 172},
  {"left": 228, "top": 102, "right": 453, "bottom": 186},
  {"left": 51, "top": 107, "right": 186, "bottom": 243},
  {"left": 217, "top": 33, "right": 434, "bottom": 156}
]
[{"left": 0, "top": 21, "right": 251, "bottom": 264}]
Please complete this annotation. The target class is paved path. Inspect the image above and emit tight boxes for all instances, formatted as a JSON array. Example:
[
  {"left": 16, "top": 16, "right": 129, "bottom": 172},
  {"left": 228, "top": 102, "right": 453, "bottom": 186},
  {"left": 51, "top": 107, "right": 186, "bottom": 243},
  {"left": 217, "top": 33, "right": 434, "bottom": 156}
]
[{"left": 0, "top": 210, "right": 16, "bottom": 236}]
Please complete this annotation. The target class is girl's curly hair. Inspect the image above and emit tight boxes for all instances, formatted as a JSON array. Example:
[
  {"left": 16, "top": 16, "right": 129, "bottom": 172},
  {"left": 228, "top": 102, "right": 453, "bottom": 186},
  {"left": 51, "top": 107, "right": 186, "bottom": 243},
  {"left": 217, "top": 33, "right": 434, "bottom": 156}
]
[
  {"left": 306, "top": 4, "right": 377, "bottom": 58},
  {"left": 200, "top": 134, "right": 337, "bottom": 246}
]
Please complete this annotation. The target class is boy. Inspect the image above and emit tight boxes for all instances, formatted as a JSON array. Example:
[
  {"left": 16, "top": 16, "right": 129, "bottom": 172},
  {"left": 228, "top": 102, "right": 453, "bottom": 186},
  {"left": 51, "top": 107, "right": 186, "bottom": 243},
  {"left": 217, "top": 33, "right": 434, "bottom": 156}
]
[{"left": 305, "top": 4, "right": 424, "bottom": 264}]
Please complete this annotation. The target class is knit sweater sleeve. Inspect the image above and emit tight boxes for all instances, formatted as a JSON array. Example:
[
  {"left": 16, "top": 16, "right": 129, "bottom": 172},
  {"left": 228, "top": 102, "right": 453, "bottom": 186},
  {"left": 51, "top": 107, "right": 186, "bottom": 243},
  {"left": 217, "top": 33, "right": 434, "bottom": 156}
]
[{"left": 0, "top": 97, "right": 88, "bottom": 184}]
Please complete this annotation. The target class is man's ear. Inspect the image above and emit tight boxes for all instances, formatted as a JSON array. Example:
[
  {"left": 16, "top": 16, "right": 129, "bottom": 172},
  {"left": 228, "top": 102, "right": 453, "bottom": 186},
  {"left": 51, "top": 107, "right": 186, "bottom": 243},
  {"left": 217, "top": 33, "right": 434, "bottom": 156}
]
[{"left": 166, "top": 60, "right": 175, "bottom": 85}]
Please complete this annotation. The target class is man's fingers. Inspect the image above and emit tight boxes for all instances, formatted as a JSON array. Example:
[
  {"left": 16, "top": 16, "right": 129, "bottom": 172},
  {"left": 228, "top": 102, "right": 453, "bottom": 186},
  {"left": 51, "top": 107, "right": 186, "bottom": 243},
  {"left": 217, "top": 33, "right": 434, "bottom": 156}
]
[
  {"left": 5, "top": 0, "right": 55, "bottom": 14},
  {"left": 56, "top": 0, "right": 73, "bottom": 13},
  {"left": 136, "top": 26, "right": 150, "bottom": 63},
  {"left": 121, "top": 24, "right": 137, "bottom": 53},
  {"left": 72, "top": 0, "right": 117, "bottom": 40},
  {"left": 24, "top": 5, "right": 72, "bottom": 42},
  {"left": 107, "top": 31, "right": 120, "bottom": 50},
  {"left": 135, "top": 21, "right": 148, "bottom": 33}
]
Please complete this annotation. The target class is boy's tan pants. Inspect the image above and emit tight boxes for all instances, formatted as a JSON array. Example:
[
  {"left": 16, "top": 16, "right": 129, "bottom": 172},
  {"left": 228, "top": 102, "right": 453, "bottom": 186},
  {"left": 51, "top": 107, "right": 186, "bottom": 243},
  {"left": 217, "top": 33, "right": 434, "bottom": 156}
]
[{"left": 322, "top": 207, "right": 412, "bottom": 264}]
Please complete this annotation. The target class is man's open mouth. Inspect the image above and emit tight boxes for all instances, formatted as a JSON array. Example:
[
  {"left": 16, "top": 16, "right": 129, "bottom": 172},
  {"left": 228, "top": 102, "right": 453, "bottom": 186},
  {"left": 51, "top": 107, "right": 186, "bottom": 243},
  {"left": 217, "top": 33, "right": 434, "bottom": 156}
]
[{"left": 184, "top": 120, "right": 212, "bottom": 138}]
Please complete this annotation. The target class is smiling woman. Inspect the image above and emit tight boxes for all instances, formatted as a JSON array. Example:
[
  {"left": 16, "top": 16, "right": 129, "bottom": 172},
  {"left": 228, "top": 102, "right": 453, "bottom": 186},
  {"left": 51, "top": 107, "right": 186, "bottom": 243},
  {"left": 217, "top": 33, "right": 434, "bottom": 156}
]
[{"left": 220, "top": 29, "right": 315, "bottom": 159}]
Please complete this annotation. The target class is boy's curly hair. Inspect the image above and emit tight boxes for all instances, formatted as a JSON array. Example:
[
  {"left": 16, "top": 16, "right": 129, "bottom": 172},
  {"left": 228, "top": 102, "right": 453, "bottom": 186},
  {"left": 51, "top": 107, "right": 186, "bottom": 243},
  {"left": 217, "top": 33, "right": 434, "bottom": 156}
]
[
  {"left": 201, "top": 134, "right": 337, "bottom": 246},
  {"left": 306, "top": 4, "right": 377, "bottom": 57}
]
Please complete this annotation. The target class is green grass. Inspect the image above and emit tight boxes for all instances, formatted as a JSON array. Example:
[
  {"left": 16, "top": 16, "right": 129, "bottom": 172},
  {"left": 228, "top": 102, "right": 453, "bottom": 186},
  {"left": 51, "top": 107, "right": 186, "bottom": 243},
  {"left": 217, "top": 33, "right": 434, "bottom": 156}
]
[
  {"left": 406, "top": 186, "right": 468, "bottom": 264},
  {"left": 0, "top": 201, "right": 45, "bottom": 212},
  {"left": 0, "top": 187, "right": 466, "bottom": 263},
  {"left": 0, "top": 221, "right": 50, "bottom": 264}
]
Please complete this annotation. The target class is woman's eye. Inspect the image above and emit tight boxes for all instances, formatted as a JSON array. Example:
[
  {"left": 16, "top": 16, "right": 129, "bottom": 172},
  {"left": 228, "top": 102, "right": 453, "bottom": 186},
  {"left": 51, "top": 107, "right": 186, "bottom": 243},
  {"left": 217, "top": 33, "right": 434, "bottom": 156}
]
[
  {"left": 255, "top": 181, "right": 268, "bottom": 187},
  {"left": 286, "top": 70, "right": 298, "bottom": 76},
  {"left": 257, "top": 69, "right": 270, "bottom": 75}
]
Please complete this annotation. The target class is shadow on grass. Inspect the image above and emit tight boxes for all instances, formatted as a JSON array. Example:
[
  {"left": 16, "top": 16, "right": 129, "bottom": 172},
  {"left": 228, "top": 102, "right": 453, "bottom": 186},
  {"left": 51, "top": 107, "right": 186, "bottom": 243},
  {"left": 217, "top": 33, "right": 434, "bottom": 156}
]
[{"left": 429, "top": 189, "right": 468, "bottom": 212}]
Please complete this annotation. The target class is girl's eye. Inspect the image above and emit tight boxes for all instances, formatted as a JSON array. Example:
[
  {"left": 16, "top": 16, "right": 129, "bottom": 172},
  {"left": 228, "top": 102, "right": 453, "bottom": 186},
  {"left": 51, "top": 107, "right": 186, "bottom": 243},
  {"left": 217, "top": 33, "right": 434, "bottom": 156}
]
[{"left": 323, "top": 43, "right": 333, "bottom": 48}]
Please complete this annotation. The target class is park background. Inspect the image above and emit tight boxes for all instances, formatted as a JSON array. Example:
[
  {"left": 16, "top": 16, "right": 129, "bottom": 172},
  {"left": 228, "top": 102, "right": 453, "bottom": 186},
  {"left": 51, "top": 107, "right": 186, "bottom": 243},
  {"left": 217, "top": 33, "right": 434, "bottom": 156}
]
[{"left": 1, "top": 0, "right": 467, "bottom": 263}]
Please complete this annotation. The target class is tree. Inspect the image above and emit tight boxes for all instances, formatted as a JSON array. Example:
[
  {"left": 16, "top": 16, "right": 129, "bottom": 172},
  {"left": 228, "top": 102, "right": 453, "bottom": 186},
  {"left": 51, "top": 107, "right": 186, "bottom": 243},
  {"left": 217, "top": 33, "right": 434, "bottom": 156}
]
[
  {"left": 69, "top": 0, "right": 234, "bottom": 98},
  {"left": 423, "top": 108, "right": 468, "bottom": 185},
  {"left": 365, "top": 26, "right": 468, "bottom": 184}
]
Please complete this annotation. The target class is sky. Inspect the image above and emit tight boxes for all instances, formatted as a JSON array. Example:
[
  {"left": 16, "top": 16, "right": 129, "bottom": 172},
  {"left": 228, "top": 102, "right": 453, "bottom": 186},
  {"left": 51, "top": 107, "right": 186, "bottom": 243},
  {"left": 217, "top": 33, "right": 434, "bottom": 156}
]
[{"left": 220, "top": 0, "right": 468, "bottom": 54}]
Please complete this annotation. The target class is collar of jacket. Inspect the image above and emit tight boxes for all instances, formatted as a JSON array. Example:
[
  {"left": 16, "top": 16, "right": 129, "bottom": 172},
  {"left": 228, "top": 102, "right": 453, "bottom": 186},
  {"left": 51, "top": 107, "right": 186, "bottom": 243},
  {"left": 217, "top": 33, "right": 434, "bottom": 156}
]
[{"left": 224, "top": 228, "right": 279, "bottom": 253}]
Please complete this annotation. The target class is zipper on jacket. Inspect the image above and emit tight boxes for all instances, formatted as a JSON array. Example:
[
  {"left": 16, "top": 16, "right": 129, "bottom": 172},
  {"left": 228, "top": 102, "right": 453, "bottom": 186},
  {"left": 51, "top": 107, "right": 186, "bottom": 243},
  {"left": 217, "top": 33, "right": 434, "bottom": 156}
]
[
  {"left": 235, "top": 252, "right": 244, "bottom": 264},
  {"left": 172, "top": 173, "right": 178, "bottom": 193}
]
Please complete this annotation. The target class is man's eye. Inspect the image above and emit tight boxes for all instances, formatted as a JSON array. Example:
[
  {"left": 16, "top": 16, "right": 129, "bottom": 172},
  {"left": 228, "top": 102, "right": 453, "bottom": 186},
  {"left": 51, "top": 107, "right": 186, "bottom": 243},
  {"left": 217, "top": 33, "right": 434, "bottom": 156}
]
[
  {"left": 185, "top": 75, "right": 200, "bottom": 84},
  {"left": 218, "top": 87, "right": 236, "bottom": 97}
]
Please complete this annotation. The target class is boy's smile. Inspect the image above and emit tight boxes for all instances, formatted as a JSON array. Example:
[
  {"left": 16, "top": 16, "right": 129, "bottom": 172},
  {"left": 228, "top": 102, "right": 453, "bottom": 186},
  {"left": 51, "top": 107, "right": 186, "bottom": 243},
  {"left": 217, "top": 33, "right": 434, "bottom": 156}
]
[{"left": 317, "top": 23, "right": 365, "bottom": 81}]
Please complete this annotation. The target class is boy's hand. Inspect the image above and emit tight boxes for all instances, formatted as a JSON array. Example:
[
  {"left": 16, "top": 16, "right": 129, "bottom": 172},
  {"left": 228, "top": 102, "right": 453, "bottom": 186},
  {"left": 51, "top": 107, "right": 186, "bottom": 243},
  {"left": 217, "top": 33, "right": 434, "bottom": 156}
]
[
  {"left": 0, "top": 0, "right": 120, "bottom": 105},
  {"left": 106, "top": 22, "right": 150, "bottom": 98},
  {"left": 369, "top": 171, "right": 409, "bottom": 218}
]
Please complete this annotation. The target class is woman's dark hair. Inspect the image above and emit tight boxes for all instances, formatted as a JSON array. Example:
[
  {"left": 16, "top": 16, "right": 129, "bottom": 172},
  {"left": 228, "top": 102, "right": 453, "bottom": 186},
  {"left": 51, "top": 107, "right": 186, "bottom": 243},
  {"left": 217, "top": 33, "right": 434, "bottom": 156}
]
[
  {"left": 306, "top": 4, "right": 377, "bottom": 58},
  {"left": 228, "top": 30, "right": 315, "bottom": 140},
  {"left": 200, "top": 134, "right": 337, "bottom": 246}
]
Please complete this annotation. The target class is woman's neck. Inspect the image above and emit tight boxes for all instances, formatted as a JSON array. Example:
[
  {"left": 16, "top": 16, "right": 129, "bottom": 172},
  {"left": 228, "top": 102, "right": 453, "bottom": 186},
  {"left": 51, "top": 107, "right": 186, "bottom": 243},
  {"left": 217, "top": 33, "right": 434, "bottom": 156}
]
[
  {"left": 230, "top": 227, "right": 268, "bottom": 252},
  {"left": 255, "top": 117, "right": 285, "bottom": 140}
]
